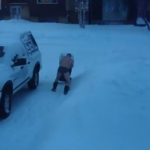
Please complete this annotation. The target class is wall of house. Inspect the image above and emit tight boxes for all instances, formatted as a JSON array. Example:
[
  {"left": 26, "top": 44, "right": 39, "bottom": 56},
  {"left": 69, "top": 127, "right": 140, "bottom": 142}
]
[
  {"left": 1, "top": 0, "right": 7, "bottom": 5},
  {"left": 90, "top": 0, "right": 102, "bottom": 24},
  {"left": 28, "top": 0, "right": 67, "bottom": 20},
  {"left": 21, "top": 5, "right": 30, "bottom": 20},
  {"left": 0, "top": 0, "right": 10, "bottom": 20},
  {"left": 66, "top": 0, "right": 75, "bottom": 10},
  {"left": 1, "top": 0, "right": 148, "bottom": 25}
]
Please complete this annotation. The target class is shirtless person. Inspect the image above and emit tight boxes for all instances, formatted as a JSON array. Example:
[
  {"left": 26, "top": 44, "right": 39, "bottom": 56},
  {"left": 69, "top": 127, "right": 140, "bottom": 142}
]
[{"left": 51, "top": 53, "right": 74, "bottom": 94}]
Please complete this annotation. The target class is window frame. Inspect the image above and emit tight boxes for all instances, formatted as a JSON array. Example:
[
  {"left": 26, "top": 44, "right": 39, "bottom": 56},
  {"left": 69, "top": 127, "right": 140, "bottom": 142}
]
[{"left": 37, "top": 0, "right": 58, "bottom": 4}]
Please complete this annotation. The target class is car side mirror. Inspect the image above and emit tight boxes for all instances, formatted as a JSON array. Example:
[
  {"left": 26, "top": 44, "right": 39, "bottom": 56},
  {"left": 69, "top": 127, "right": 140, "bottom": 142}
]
[{"left": 12, "top": 58, "right": 27, "bottom": 67}]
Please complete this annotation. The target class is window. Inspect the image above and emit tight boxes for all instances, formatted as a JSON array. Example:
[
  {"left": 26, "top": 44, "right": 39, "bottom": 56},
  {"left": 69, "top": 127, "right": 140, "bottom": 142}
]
[
  {"left": 29, "top": 33, "right": 38, "bottom": 48},
  {"left": 23, "top": 32, "right": 39, "bottom": 56},
  {"left": 37, "top": 0, "right": 58, "bottom": 4}
]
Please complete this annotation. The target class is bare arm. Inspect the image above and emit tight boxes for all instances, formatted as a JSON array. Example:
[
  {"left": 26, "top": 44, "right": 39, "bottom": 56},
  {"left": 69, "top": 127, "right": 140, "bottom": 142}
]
[
  {"left": 70, "top": 59, "right": 74, "bottom": 68},
  {"left": 59, "top": 56, "right": 64, "bottom": 66}
]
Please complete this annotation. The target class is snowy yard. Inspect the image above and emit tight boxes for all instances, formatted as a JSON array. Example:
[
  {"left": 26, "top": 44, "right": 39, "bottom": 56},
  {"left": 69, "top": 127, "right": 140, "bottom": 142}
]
[{"left": 0, "top": 20, "right": 150, "bottom": 150}]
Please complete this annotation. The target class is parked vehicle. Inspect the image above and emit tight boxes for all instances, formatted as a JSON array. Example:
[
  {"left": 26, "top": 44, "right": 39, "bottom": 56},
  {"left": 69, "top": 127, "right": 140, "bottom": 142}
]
[{"left": 0, "top": 31, "right": 42, "bottom": 119}]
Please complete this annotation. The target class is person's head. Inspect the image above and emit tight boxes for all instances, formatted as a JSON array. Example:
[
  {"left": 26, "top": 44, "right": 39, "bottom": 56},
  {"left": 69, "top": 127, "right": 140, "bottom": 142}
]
[{"left": 67, "top": 53, "right": 72, "bottom": 57}]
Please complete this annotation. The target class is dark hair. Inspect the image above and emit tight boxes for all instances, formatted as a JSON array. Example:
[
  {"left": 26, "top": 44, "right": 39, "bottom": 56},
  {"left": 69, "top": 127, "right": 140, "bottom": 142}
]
[{"left": 67, "top": 53, "right": 71, "bottom": 57}]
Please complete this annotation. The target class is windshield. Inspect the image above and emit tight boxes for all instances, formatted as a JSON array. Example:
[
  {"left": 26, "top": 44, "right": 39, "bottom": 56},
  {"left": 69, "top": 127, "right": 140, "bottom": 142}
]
[{"left": 0, "top": 46, "right": 5, "bottom": 63}]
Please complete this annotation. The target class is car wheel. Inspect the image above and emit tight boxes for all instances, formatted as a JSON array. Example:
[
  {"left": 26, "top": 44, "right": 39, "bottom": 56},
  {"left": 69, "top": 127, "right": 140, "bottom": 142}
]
[
  {"left": 28, "top": 69, "right": 39, "bottom": 90},
  {"left": 0, "top": 90, "right": 12, "bottom": 119}
]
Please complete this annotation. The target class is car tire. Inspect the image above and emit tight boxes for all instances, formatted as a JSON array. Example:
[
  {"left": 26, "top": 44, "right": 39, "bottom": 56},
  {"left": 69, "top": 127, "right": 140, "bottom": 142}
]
[
  {"left": 0, "top": 90, "right": 12, "bottom": 119},
  {"left": 28, "top": 69, "right": 39, "bottom": 90}
]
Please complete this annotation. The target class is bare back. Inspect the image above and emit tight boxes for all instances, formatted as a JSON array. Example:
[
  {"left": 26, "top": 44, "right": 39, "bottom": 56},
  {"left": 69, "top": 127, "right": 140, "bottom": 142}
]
[{"left": 60, "top": 56, "right": 74, "bottom": 69}]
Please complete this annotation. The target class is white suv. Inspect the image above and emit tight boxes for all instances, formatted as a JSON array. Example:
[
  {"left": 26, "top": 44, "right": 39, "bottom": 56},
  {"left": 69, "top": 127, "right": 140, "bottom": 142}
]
[{"left": 0, "top": 31, "right": 42, "bottom": 119}]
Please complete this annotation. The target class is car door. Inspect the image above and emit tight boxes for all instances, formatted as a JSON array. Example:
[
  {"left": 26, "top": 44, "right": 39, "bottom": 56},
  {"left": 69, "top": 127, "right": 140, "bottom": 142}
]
[
  {"left": 17, "top": 46, "right": 29, "bottom": 83},
  {"left": 4, "top": 46, "right": 23, "bottom": 91},
  {"left": 10, "top": 63, "right": 24, "bottom": 91},
  {"left": 10, "top": 48, "right": 28, "bottom": 91}
]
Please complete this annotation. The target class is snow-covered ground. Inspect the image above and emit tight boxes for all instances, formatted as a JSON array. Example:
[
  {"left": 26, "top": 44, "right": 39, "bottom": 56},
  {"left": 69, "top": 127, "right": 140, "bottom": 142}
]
[{"left": 0, "top": 20, "right": 150, "bottom": 150}]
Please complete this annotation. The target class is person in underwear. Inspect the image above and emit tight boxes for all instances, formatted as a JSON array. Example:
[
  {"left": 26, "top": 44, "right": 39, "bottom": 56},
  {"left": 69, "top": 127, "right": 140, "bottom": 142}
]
[{"left": 51, "top": 53, "right": 74, "bottom": 93}]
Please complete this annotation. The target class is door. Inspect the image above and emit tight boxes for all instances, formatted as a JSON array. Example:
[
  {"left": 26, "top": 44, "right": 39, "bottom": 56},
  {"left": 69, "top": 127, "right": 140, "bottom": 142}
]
[
  {"left": 9, "top": 54, "right": 25, "bottom": 90},
  {"left": 17, "top": 47, "right": 28, "bottom": 83},
  {"left": 10, "top": 48, "right": 28, "bottom": 91},
  {"left": 10, "top": 6, "right": 21, "bottom": 19},
  {"left": 11, "top": 63, "right": 24, "bottom": 90}
]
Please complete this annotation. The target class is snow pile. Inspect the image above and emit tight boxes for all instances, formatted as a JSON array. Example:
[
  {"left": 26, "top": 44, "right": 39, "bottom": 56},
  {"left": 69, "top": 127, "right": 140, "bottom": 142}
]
[{"left": 136, "top": 17, "right": 146, "bottom": 25}]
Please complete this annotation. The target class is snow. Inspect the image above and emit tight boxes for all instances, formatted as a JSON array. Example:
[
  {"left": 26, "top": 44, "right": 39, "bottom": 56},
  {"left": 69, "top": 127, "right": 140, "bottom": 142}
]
[
  {"left": 0, "top": 19, "right": 150, "bottom": 150},
  {"left": 136, "top": 17, "right": 146, "bottom": 25}
]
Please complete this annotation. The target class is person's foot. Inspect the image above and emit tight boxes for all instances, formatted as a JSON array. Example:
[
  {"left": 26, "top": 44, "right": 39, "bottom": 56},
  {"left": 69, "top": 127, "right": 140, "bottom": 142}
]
[
  {"left": 51, "top": 88, "right": 56, "bottom": 92},
  {"left": 52, "top": 81, "right": 58, "bottom": 91},
  {"left": 64, "top": 85, "right": 70, "bottom": 94}
]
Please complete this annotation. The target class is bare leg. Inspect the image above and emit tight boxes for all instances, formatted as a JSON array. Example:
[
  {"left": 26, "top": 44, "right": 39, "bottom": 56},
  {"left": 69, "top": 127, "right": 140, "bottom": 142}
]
[
  {"left": 64, "top": 72, "right": 70, "bottom": 87},
  {"left": 52, "top": 71, "right": 61, "bottom": 91},
  {"left": 55, "top": 72, "right": 61, "bottom": 82}
]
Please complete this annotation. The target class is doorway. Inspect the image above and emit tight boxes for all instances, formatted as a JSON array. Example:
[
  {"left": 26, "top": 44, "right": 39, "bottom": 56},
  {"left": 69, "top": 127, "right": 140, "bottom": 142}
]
[{"left": 10, "top": 6, "right": 21, "bottom": 19}]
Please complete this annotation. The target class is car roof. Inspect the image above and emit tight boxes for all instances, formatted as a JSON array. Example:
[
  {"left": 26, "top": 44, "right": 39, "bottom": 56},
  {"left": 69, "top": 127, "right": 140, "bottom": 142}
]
[{"left": 0, "top": 32, "right": 24, "bottom": 46}]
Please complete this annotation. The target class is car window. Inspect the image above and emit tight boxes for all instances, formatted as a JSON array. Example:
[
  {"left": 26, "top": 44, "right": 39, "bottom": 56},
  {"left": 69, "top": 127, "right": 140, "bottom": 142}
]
[
  {"left": 21, "top": 32, "right": 39, "bottom": 56},
  {"left": 29, "top": 33, "right": 38, "bottom": 48}
]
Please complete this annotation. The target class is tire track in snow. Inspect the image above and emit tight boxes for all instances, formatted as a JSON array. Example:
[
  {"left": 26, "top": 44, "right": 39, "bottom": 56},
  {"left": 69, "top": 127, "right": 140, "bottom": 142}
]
[{"left": 25, "top": 71, "right": 90, "bottom": 150}]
